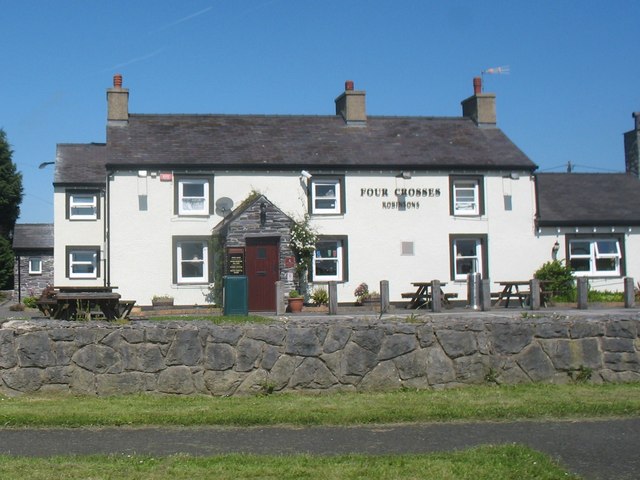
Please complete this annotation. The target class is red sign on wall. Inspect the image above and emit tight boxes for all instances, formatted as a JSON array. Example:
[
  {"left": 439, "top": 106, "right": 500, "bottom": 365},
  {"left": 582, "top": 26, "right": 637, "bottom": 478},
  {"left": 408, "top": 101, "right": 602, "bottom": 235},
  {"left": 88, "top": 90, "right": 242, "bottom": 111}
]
[{"left": 284, "top": 256, "right": 295, "bottom": 268}]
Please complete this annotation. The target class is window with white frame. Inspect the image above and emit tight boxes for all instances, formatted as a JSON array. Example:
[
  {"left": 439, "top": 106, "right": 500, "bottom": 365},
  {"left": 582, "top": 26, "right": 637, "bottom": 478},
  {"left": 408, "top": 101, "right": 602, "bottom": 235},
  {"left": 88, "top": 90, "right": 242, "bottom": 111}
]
[
  {"left": 310, "top": 177, "right": 343, "bottom": 215},
  {"left": 67, "top": 191, "right": 99, "bottom": 220},
  {"left": 450, "top": 235, "right": 486, "bottom": 281},
  {"left": 312, "top": 237, "right": 347, "bottom": 282},
  {"left": 177, "top": 178, "right": 210, "bottom": 215},
  {"left": 450, "top": 176, "right": 483, "bottom": 216},
  {"left": 67, "top": 248, "right": 99, "bottom": 279},
  {"left": 568, "top": 237, "right": 622, "bottom": 277},
  {"left": 28, "top": 257, "right": 42, "bottom": 275},
  {"left": 176, "top": 240, "right": 209, "bottom": 284}
]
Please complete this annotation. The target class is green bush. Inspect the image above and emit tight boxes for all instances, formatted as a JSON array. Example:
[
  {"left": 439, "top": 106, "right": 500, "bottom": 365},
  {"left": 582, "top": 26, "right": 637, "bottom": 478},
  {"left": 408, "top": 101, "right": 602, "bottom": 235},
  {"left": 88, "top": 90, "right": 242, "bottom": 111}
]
[
  {"left": 22, "top": 296, "right": 38, "bottom": 308},
  {"left": 311, "top": 287, "right": 329, "bottom": 306},
  {"left": 534, "top": 260, "right": 574, "bottom": 300}
]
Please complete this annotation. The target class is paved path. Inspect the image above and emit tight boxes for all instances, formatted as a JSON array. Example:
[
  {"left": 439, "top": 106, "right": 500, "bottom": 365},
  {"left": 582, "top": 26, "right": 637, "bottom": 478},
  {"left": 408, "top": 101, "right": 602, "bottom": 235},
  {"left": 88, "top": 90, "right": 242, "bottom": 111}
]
[{"left": 1, "top": 419, "right": 638, "bottom": 479}]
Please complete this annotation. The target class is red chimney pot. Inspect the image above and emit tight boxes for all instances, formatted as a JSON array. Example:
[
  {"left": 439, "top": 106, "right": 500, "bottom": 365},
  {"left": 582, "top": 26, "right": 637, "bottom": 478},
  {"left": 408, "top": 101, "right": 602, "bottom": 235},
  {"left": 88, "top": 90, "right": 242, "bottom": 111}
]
[
  {"left": 113, "top": 74, "right": 123, "bottom": 88},
  {"left": 345, "top": 80, "right": 354, "bottom": 91},
  {"left": 473, "top": 77, "right": 482, "bottom": 95}
]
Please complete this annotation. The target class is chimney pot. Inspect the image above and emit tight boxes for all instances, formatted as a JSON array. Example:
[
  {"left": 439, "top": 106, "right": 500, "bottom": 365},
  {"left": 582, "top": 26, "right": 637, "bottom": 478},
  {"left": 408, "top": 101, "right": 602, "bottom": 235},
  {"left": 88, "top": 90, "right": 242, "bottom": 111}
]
[
  {"left": 473, "top": 77, "right": 482, "bottom": 95},
  {"left": 345, "top": 80, "right": 354, "bottom": 91},
  {"left": 113, "top": 74, "right": 123, "bottom": 88}
]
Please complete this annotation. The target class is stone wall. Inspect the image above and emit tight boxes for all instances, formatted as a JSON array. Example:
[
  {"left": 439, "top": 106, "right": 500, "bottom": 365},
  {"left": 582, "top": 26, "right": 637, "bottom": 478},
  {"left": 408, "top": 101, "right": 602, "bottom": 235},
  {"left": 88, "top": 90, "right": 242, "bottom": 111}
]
[
  {"left": 0, "top": 314, "right": 639, "bottom": 396},
  {"left": 13, "top": 252, "right": 54, "bottom": 301}
]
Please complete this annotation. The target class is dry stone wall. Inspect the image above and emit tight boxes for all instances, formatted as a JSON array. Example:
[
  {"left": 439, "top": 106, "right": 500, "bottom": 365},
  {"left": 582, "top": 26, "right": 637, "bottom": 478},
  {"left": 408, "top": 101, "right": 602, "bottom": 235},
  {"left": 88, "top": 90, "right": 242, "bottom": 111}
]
[{"left": 0, "top": 314, "right": 639, "bottom": 396}]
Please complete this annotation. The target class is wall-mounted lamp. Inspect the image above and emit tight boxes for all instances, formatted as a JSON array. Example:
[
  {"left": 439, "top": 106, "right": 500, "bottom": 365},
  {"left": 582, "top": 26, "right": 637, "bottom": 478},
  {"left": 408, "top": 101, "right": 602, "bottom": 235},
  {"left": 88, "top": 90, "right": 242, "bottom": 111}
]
[
  {"left": 38, "top": 161, "right": 55, "bottom": 169},
  {"left": 401, "top": 171, "right": 411, "bottom": 180},
  {"left": 551, "top": 240, "right": 560, "bottom": 260},
  {"left": 260, "top": 202, "right": 267, "bottom": 227},
  {"left": 300, "top": 170, "right": 312, "bottom": 179}
]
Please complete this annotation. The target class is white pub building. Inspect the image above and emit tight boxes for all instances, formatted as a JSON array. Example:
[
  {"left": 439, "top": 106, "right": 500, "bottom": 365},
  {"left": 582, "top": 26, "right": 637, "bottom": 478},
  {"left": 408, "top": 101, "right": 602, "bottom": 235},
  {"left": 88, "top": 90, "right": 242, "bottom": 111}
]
[{"left": 51, "top": 75, "right": 640, "bottom": 311}]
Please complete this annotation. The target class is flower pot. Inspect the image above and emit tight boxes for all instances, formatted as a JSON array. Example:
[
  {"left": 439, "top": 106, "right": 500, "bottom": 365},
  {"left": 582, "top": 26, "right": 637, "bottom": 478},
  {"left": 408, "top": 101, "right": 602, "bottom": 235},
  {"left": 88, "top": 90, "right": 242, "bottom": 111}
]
[{"left": 287, "top": 297, "right": 304, "bottom": 313}]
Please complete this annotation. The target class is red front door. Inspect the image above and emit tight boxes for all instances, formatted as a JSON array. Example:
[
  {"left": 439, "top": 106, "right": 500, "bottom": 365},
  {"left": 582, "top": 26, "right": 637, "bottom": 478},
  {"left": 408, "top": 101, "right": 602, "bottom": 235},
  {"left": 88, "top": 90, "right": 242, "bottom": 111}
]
[{"left": 246, "top": 237, "right": 279, "bottom": 312}]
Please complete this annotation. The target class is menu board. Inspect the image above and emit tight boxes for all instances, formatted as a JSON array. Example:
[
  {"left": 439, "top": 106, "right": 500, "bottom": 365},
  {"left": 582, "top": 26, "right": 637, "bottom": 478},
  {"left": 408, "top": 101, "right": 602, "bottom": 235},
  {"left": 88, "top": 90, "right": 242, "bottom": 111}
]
[{"left": 227, "top": 248, "right": 245, "bottom": 275}]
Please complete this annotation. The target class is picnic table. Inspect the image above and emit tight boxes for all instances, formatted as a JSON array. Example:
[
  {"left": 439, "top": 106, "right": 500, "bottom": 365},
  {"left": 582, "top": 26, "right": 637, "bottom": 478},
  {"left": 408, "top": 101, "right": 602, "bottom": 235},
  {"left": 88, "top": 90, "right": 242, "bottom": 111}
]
[
  {"left": 37, "top": 286, "right": 135, "bottom": 320},
  {"left": 402, "top": 282, "right": 452, "bottom": 309},
  {"left": 492, "top": 281, "right": 530, "bottom": 308}
]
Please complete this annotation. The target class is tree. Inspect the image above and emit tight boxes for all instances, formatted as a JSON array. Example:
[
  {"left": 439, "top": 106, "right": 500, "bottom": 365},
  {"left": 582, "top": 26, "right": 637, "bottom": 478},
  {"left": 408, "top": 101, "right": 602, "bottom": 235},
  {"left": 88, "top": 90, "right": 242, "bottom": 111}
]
[{"left": 0, "top": 129, "right": 23, "bottom": 288}]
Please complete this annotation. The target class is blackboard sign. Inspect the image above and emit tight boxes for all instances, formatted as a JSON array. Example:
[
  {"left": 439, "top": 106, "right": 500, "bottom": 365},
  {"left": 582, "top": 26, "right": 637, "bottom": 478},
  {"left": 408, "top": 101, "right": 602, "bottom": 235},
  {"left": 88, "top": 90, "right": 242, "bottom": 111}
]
[{"left": 227, "top": 248, "right": 245, "bottom": 275}]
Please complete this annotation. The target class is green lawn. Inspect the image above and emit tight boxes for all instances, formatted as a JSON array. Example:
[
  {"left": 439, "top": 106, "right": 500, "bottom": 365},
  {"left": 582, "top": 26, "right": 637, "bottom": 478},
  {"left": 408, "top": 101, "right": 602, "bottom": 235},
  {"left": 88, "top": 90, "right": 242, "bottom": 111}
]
[
  {"left": 1, "top": 383, "right": 638, "bottom": 428},
  {"left": 0, "top": 446, "right": 580, "bottom": 479}
]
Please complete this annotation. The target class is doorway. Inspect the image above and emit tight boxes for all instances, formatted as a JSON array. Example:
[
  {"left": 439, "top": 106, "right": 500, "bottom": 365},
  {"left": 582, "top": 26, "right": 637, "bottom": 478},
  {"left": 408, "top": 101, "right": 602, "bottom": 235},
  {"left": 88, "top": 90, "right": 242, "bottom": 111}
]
[{"left": 245, "top": 237, "right": 279, "bottom": 311}]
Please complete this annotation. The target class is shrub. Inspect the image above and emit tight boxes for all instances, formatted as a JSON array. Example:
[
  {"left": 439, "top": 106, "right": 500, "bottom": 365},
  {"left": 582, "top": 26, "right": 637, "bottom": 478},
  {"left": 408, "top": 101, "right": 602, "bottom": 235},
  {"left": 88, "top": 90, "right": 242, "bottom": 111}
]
[
  {"left": 353, "top": 282, "right": 369, "bottom": 303},
  {"left": 311, "top": 287, "right": 328, "bottom": 306},
  {"left": 534, "top": 260, "right": 574, "bottom": 300},
  {"left": 9, "top": 303, "right": 25, "bottom": 311},
  {"left": 22, "top": 296, "right": 38, "bottom": 308}
]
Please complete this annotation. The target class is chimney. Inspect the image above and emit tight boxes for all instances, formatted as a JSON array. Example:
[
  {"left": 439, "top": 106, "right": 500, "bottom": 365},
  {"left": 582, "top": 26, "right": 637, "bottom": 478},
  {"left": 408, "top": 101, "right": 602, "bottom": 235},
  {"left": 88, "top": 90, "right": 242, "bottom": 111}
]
[
  {"left": 461, "top": 77, "right": 496, "bottom": 127},
  {"left": 335, "top": 80, "right": 366, "bottom": 126},
  {"left": 624, "top": 112, "right": 640, "bottom": 177},
  {"left": 107, "top": 73, "right": 129, "bottom": 125}
]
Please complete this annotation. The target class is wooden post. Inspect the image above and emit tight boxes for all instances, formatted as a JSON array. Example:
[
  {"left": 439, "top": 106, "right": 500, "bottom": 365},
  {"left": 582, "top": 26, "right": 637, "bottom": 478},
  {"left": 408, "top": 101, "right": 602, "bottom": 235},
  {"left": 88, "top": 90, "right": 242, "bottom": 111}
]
[
  {"left": 380, "top": 280, "right": 390, "bottom": 314},
  {"left": 529, "top": 278, "right": 540, "bottom": 310},
  {"left": 577, "top": 277, "right": 588, "bottom": 310},
  {"left": 480, "top": 278, "right": 492, "bottom": 311},
  {"left": 431, "top": 279, "right": 441, "bottom": 313},
  {"left": 624, "top": 277, "right": 635, "bottom": 308},
  {"left": 275, "top": 281, "right": 286, "bottom": 315},
  {"left": 328, "top": 281, "right": 338, "bottom": 315}
]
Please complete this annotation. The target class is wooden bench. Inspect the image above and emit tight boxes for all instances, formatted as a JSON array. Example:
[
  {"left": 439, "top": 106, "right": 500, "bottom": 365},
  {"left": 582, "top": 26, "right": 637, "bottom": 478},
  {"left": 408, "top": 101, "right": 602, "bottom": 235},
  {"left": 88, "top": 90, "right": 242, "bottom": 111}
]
[{"left": 117, "top": 300, "right": 136, "bottom": 319}]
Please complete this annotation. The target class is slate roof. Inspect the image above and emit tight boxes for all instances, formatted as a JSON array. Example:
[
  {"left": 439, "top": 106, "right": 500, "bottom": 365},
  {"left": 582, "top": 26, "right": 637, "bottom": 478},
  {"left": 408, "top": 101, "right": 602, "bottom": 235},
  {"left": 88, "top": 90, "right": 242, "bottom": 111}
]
[
  {"left": 535, "top": 173, "right": 640, "bottom": 226},
  {"left": 54, "top": 143, "right": 106, "bottom": 185},
  {"left": 12, "top": 224, "right": 54, "bottom": 250},
  {"left": 102, "top": 113, "right": 535, "bottom": 169}
]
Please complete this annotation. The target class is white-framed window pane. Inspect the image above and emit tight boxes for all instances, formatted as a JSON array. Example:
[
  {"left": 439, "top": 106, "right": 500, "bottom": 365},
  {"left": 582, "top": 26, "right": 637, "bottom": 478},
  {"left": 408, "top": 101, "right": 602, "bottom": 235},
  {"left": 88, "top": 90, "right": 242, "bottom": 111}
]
[
  {"left": 179, "top": 179, "right": 208, "bottom": 215},
  {"left": 453, "top": 238, "right": 481, "bottom": 280},
  {"left": 177, "top": 241, "right": 208, "bottom": 283},
  {"left": 595, "top": 240, "right": 619, "bottom": 257},
  {"left": 69, "top": 250, "right": 97, "bottom": 278},
  {"left": 569, "top": 238, "right": 621, "bottom": 276},
  {"left": 29, "top": 257, "right": 42, "bottom": 274},
  {"left": 311, "top": 179, "right": 341, "bottom": 214},
  {"left": 69, "top": 194, "right": 97, "bottom": 219},
  {"left": 453, "top": 181, "right": 478, "bottom": 215},
  {"left": 313, "top": 240, "right": 342, "bottom": 281}
]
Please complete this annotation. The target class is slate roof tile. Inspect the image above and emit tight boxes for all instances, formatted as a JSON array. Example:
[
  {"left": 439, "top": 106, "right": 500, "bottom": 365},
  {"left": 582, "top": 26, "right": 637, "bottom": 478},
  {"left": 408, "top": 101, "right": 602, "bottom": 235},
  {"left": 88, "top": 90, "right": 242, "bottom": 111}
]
[{"left": 535, "top": 173, "right": 640, "bottom": 226}]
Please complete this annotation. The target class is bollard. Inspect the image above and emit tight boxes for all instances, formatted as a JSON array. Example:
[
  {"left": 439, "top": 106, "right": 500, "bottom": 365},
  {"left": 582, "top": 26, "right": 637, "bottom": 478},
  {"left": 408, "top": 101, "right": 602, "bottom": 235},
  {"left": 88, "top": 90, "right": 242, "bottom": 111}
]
[
  {"left": 624, "top": 277, "right": 635, "bottom": 308},
  {"left": 480, "top": 279, "right": 492, "bottom": 311},
  {"left": 328, "top": 281, "right": 338, "bottom": 315},
  {"left": 529, "top": 278, "right": 540, "bottom": 310},
  {"left": 275, "top": 281, "right": 286, "bottom": 315},
  {"left": 577, "top": 277, "right": 588, "bottom": 310},
  {"left": 467, "top": 273, "right": 481, "bottom": 310},
  {"left": 380, "top": 280, "right": 390, "bottom": 314},
  {"left": 431, "top": 279, "right": 442, "bottom": 313}
]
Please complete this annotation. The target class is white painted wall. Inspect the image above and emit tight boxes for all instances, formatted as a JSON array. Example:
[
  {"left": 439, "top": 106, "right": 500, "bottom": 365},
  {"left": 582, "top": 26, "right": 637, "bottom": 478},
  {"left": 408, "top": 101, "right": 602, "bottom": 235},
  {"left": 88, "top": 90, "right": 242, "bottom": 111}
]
[
  {"left": 56, "top": 169, "right": 639, "bottom": 307},
  {"left": 53, "top": 186, "right": 106, "bottom": 288}
]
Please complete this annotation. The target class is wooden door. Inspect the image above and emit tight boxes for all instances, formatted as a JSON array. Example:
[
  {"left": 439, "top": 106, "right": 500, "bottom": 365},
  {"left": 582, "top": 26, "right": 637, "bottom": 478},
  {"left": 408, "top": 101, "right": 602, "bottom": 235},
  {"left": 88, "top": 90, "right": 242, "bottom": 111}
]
[{"left": 246, "top": 237, "right": 279, "bottom": 312}]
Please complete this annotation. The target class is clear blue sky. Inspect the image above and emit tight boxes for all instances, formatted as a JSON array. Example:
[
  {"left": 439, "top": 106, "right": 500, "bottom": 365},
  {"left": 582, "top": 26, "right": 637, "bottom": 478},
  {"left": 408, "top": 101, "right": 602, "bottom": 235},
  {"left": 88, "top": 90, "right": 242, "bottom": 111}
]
[{"left": 3, "top": 1, "right": 639, "bottom": 224}]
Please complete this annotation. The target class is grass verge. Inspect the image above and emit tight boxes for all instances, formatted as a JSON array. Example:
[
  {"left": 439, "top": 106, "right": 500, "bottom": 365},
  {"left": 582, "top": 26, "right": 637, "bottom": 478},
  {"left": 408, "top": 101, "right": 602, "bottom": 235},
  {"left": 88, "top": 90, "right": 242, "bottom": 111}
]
[
  {"left": 0, "top": 383, "right": 638, "bottom": 428},
  {"left": 0, "top": 445, "right": 580, "bottom": 479}
]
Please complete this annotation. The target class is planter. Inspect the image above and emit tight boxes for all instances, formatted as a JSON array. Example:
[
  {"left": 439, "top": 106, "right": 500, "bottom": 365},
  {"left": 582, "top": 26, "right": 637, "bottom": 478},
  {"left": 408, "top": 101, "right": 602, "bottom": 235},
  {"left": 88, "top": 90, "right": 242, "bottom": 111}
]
[
  {"left": 287, "top": 297, "right": 304, "bottom": 313},
  {"left": 152, "top": 299, "right": 174, "bottom": 308}
]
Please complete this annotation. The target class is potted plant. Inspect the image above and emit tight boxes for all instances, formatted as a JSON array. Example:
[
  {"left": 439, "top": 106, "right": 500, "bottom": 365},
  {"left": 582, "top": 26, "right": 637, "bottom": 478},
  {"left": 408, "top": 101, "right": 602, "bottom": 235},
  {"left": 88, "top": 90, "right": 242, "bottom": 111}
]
[
  {"left": 152, "top": 294, "right": 174, "bottom": 307},
  {"left": 287, "top": 290, "right": 304, "bottom": 313},
  {"left": 354, "top": 282, "right": 369, "bottom": 306}
]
